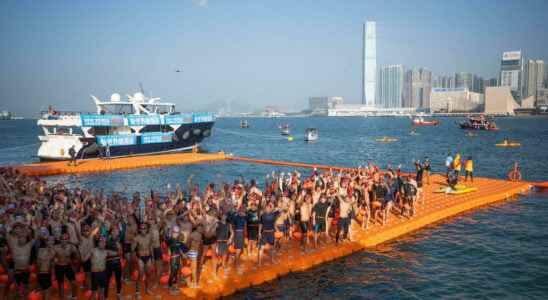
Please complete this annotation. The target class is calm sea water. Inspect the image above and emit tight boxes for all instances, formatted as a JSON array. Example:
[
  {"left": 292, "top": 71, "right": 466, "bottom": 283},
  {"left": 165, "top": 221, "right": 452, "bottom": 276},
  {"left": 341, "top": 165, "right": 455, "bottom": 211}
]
[{"left": 1, "top": 117, "right": 548, "bottom": 299}]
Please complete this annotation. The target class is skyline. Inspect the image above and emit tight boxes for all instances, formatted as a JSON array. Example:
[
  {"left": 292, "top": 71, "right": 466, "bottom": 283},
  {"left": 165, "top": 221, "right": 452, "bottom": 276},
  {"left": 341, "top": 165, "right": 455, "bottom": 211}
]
[{"left": 1, "top": 0, "right": 548, "bottom": 117}]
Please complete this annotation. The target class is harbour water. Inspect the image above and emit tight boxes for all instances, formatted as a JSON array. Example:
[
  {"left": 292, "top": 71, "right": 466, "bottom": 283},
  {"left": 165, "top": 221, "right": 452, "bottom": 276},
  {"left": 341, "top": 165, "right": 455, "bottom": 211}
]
[{"left": 1, "top": 117, "right": 548, "bottom": 299}]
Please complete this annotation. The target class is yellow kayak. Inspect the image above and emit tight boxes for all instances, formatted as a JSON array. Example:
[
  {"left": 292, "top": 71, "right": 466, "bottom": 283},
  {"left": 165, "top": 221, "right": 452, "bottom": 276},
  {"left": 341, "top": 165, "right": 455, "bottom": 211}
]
[
  {"left": 495, "top": 141, "right": 521, "bottom": 147},
  {"left": 376, "top": 137, "right": 398, "bottom": 143}
]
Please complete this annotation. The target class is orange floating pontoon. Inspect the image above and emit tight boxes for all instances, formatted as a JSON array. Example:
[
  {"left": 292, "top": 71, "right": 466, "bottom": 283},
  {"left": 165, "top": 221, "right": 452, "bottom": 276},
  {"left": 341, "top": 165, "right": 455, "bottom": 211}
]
[
  {"left": 7, "top": 155, "right": 536, "bottom": 300},
  {"left": 13, "top": 152, "right": 227, "bottom": 176},
  {"left": 116, "top": 175, "right": 529, "bottom": 300}
]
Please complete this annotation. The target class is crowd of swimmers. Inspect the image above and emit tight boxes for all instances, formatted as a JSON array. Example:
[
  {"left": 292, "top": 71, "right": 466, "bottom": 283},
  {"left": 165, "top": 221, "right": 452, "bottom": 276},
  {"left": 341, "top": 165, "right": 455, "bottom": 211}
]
[{"left": 1, "top": 162, "right": 432, "bottom": 300}]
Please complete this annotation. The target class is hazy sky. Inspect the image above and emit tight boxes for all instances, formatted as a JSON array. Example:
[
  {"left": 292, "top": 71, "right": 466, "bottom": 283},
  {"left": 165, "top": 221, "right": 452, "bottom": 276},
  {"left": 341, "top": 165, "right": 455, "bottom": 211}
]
[{"left": 1, "top": 0, "right": 547, "bottom": 116}]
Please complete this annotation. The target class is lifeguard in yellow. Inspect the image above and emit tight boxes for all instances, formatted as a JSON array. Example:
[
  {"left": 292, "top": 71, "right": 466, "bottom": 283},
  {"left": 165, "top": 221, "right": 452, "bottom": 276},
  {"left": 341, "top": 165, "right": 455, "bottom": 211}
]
[
  {"left": 464, "top": 156, "right": 474, "bottom": 182},
  {"left": 453, "top": 153, "right": 462, "bottom": 177}
]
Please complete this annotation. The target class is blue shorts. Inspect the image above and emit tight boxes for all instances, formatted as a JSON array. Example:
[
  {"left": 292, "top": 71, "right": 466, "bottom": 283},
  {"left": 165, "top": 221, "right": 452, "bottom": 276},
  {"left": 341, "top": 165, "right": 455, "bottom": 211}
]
[{"left": 261, "top": 230, "right": 275, "bottom": 246}]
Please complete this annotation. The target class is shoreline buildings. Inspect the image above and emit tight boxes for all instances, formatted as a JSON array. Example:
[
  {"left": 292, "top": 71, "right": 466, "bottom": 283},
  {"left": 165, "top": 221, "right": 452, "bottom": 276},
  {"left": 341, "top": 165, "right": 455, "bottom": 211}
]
[{"left": 500, "top": 50, "right": 524, "bottom": 101}]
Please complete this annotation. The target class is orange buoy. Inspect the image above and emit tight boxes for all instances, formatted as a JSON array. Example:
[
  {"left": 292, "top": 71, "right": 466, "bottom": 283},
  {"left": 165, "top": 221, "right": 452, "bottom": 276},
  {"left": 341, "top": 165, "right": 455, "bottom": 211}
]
[
  {"left": 76, "top": 272, "right": 85, "bottom": 284},
  {"left": 131, "top": 270, "right": 139, "bottom": 281},
  {"left": 181, "top": 266, "right": 192, "bottom": 277},
  {"left": 29, "top": 290, "right": 43, "bottom": 300},
  {"left": 159, "top": 274, "right": 169, "bottom": 285},
  {"left": 30, "top": 272, "right": 37, "bottom": 284}
]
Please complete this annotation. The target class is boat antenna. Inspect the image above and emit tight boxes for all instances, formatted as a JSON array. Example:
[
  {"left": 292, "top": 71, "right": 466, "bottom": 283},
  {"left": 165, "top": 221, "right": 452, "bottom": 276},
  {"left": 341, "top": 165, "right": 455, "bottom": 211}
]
[{"left": 139, "top": 82, "right": 146, "bottom": 97}]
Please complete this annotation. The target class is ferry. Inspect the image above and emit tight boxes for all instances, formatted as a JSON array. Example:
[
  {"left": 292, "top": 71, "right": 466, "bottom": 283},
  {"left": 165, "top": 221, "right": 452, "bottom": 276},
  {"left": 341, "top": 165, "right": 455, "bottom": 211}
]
[
  {"left": 458, "top": 115, "right": 498, "bottom": 131},
  {"left": 37, "top": 92, "right": 215, "bottom": 161},
  {"left": 279, "top": 124, "right": 290, "bottom": 136},
  {"left": 305, "top": 128, "right": 318, "bottom": 142}
]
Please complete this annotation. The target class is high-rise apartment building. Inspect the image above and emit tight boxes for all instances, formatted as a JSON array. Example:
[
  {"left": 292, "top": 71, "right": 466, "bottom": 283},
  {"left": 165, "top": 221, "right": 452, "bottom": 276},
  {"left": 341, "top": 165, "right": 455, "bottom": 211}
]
[
  {"left": 484, "top": 78, "right": 499, "bottom": 88},
  {"left": 455, "top": 72, "right": 473, "bottom": 90},
  {"left": 377, "top": 65, "right": 405, "bottom": 108},
  {"left": 500, "top": 50, "right": 524, "bottom": 100},
  {"left": 405, "top": 68, "right": 432, "bottom": 109},
  {"left": 362, "top": 21, "right": 376, "bottom": 106}
]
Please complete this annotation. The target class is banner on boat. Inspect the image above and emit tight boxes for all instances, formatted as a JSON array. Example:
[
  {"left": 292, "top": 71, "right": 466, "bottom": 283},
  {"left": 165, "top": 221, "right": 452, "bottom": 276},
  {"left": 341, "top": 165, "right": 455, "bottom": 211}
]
[
  {"left": 96, "top": 134, "right": 137, "bottom": 146},
  {"left": 81, "top": 115, "right": 125, "bottom": 127},
  {"left": 141, "top": 132, "right": 174, "bottom": 144}
]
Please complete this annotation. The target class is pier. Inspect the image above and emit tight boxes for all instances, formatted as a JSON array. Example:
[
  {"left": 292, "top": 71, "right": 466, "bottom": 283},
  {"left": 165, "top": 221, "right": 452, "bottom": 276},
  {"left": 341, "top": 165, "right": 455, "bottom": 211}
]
[{"left": 8, "top": 153, "right": 540, "bottom": 299}]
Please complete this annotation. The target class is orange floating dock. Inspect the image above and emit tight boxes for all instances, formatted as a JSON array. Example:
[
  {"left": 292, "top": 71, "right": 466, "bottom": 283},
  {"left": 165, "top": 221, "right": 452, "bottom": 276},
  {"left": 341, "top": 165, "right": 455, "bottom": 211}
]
[
  {"left": 108, "top": 176, "right": 529, "bottom": 300},
  {"left": 13, "top": 152, "right": 227, "bottom": 176},
  {"left": 7, "top": 155, "right": 537, "bottom": 299}
]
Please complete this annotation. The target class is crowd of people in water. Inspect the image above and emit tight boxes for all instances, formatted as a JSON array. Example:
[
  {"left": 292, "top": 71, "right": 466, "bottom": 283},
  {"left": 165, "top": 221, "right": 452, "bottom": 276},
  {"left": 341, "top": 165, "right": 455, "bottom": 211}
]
[{"left": 0, "top": 153, "right": 522, "bottom": 300}]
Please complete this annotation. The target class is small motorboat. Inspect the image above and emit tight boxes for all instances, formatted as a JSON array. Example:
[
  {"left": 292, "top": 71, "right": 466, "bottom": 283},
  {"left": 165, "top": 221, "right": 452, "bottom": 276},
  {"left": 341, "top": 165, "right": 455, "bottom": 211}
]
[
  {"left": 376, "top": 136, "right": 398, "bottom": 143},
  {"left": 240, "top": 119, "right": 249, "bottom": 128},
  {"left": 459, "top": 115, "right": 498, "bottom": 131},
  {"left": 495, "top": 140, "right": 521, "bottom": 147},
  {"left": 279, "top": 124, "right": 290, "bottom": 136},
  {"left": 305, "top": 128, "right": 318, "bottom": 142},
  {"left": 412, "top": 117, "right": 439, "bottom": 126}
]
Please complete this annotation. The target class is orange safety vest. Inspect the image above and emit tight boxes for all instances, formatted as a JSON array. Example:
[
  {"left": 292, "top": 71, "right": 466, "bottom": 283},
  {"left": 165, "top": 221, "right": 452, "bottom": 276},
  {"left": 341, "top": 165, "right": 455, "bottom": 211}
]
[
  {"left": 465, "top": 160, "right": 473, "bottom": 172},
  {"left": 453, "top": 157, "right": 461, "bottom": 170}
]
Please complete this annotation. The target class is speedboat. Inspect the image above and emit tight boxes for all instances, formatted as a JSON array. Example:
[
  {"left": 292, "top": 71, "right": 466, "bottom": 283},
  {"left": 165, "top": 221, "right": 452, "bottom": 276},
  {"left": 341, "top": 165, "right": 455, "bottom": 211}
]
[
  {"left": 412, "top": 117, "right": 439, "bottom": 126},
  {"left": 459, "top": 115, "right": 498, "bottom": 131},
  {"left": 305, "top": 128, "right": 318, "bottom": 142},
  {"left": 279, "top": 124, "right": 290, "bottom": 136},
  {"left": 37, "top": 92, "right": 215, "bottom": 161}
]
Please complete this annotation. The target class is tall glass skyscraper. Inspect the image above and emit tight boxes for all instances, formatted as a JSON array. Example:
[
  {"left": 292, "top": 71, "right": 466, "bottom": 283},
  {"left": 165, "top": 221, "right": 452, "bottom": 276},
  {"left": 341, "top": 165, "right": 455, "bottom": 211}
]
[{"left": 362, "top": 21, "right": 376, "bottom": 106}]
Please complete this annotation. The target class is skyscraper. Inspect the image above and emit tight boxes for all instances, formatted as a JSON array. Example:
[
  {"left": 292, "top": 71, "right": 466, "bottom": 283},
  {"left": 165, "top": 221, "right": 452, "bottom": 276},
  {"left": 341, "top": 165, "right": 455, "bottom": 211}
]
[
  {"left": 455, "top": 72, "right": 473, "bottom": 90},
  {"left": 363, "top": 21, "right": 376, "bottom": 106},
  {"left": 405, "top": 68, "right": 432, "bottom": 109},
  {"left": 378, "top": 65, "right": 405, "bottom": 108},
  {"left": 500, "top": 50, "right": 524, "bottom": 100},
  {"left": 524, "top": 59, "right": 545, "bottom": 100}
]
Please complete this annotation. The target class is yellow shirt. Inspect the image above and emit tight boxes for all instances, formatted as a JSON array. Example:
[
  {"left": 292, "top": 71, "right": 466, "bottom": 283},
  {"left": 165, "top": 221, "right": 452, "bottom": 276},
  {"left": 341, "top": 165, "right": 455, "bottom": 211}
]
[{"left": 465, "top": 160, "right": 474, "bottom": 172}]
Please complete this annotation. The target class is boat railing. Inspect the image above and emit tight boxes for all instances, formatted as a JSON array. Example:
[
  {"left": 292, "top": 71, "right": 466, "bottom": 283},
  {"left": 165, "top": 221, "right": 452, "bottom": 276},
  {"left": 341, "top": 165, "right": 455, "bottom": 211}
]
[{"left": 40, "top": 110, "right": 93, "bottom": 119}]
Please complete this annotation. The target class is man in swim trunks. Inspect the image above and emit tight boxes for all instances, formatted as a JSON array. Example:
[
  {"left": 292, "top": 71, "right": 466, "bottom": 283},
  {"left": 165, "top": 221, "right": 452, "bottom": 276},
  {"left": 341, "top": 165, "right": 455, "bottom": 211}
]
[
  {"left": 215, "top": 213, "right": 231, "bottom": 278},
  {"left": 7, "top": 222, "right": 35, "bottom": 300},
  {"left": 53, "top": 233, "right": 79, "bottom": 300},
  {"left": 133, "top": 223, "right": 154, "bottom": 296},
  {"left": 258, "top": 202, "right": 279, "bottom": 266},
  {"left": 149, "top": 218, "right": 162, "bottom": 289},
  {"left": 37, "top": 236, "right": 55, "bottom": 300},
  {"left": 246, "top": 202, "right": 260, "bottom": 256},
  {"left": 229, "top": 206, "right": 246, "bottom": 269},
  {"left": 336, "top": 195, "right": 352, "bottom": 243},
  {"left": 312, "top": 196, "right": 330, "bottom": 247},
  {"left": 299, "top": 195, "right": 312, "bottom": 252},
  {"left": 91, "top": 236, "right": 117, "bottom": 300},
  {"left": 188, "top": 225, "right": 204, "bottom": 288}
]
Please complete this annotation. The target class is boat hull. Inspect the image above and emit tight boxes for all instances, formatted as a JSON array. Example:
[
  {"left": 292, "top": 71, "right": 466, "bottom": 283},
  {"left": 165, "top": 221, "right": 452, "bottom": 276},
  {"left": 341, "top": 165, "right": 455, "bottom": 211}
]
[
  {"left": 412, "top": 121, "right": 439, "bottom": 126},
  {"left": 39, "top": 121, "right": 214, "bottom": 161}
]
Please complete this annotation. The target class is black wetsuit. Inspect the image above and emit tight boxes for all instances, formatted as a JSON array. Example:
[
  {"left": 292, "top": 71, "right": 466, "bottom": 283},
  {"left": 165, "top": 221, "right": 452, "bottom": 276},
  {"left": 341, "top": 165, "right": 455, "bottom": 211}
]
[{"left": 166, "top": 237, "right": 185, "bottom": 287}]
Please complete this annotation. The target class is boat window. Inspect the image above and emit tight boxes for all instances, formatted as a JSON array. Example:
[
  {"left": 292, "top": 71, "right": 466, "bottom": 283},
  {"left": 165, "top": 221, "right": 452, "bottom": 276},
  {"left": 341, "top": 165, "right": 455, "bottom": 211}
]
[
  {"left": 139, "top": 125, "right": 174, "bottom": 133},
  {"left": 99, "top": 104, "right": 134, "bottom": 115},
  {"left": 143, "top": 104, "right": 172, "bottom": 114}
]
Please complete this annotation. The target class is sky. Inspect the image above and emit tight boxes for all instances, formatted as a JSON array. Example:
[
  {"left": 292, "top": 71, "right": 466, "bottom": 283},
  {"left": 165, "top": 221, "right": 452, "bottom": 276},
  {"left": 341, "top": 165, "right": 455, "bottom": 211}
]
[{"left": 1, "top": 0, "right": 547, "bottom": 117}]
